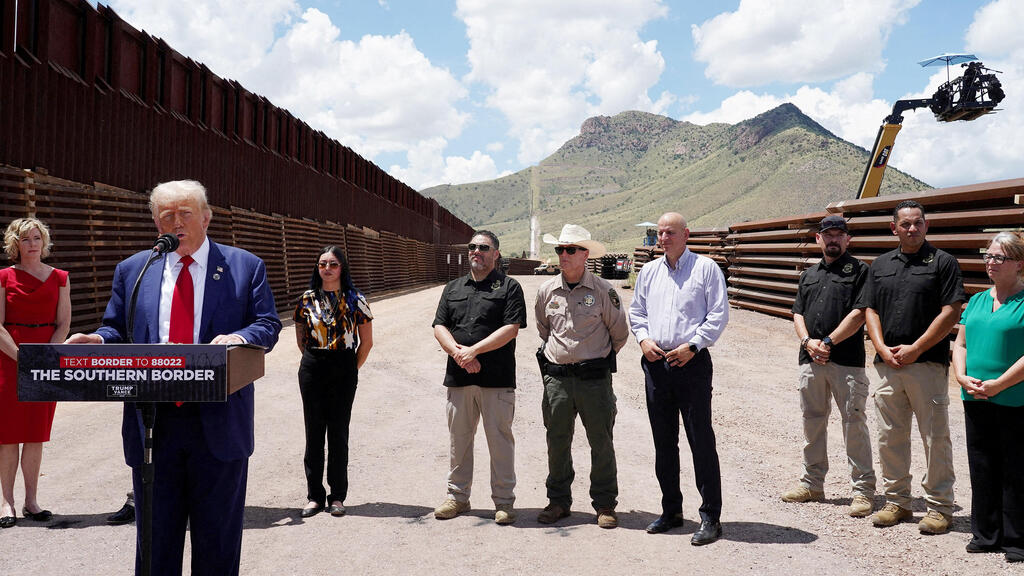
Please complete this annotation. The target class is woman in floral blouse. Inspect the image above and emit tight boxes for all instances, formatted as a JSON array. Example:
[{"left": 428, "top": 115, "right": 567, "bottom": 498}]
[{"left": 293, "top": 246, "right": 373, "bottom": 518}]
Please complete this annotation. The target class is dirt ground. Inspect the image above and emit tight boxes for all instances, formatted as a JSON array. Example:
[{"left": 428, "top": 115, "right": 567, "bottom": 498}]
[{"left": 0, "top": 274, "right": 1016, "bottom": 575}]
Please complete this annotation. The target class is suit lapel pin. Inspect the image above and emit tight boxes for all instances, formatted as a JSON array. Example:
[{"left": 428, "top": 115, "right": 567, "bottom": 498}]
[{"left": 213, "top": 273, "right": 221, "bottom": 280}]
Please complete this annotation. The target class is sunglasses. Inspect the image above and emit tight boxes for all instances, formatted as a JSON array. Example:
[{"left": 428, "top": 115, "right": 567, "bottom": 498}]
[
  {"left": 318, "top": 261, "right": 341, "bottom": 269},
  {"left": 554, "top": 246, "right": 584, "bottom": 255},
  {"left": 467, "top": 243, "right": 492, "bottom": 253}
]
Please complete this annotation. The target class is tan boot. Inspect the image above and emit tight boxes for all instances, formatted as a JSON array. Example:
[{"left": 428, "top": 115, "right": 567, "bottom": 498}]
[
  {"left": 848, "top": 494, "right": 873, "bottom": 518},
  {"left": 870, "top": 502, "right": 912, "bottom": 527},
  {"left": 596, "top": 509, "right": 618, "bottom": 529},
  {"left": 434, "top": 499, "right": 470, "bottom": 520},
  {"left": 918, "top": 510, "right": 952, "bottom": 534},
  {"left": 494, "top": 503, "right": 516, "bottom": 525},
  {"left": 781, "top": 485, "right": 825, "bottom": 503}
]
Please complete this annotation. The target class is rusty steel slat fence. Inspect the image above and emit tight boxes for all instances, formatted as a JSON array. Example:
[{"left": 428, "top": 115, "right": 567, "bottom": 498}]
[
  {"left": 2, "top": 166, "right": 477, "bottom": 333},
  {"left": 2, "top": 0, "right": 473, "bottom": 246}
]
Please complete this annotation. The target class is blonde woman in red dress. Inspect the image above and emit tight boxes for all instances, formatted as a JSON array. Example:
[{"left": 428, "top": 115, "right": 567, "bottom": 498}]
[{"left": 0, "top": 218, "right": 71, "bottom": 528}]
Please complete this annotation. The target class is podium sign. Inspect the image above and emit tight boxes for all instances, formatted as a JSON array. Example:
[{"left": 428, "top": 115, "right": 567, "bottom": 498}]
[{"left": 17, "top": 343, "right": 266, "bottom": 402}]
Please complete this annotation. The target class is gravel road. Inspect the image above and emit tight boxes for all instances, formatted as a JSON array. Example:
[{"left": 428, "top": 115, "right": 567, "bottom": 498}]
[{"left": 0, "top": 274, "right": 1014, "bottom": 575}]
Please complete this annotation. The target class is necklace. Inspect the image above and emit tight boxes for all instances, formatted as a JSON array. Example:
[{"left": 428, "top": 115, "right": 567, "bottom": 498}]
[{"left": 314, "top": 290, "right": 340, "bottom": 326}]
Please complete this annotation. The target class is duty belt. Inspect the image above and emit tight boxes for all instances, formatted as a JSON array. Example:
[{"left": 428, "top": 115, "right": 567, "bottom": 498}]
[{"left": 543, "top": 358, "right": 610, "bottom": 379}]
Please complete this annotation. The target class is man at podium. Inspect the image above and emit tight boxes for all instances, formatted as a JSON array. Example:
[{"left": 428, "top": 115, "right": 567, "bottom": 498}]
[{"left": 67, "top": 180, "right": 281, "bottom": 575}]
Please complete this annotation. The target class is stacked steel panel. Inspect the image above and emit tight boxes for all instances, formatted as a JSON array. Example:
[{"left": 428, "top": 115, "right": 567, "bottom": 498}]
[{"left": 725, "top": 179, "right": 1024, "bottom": 319}]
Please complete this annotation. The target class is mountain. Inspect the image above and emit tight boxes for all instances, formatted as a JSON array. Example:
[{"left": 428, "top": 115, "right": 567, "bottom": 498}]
[{"left": 421, "top": 104, "right": 930, "bottom": 255}]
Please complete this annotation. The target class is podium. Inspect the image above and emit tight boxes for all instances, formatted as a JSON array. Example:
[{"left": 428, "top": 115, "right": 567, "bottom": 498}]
[
  {"left": 17, "top": 343, "right": 266, "bottom": 402},
  {"left": 16, "top": 342, "right": 266, "bottom": 576}
]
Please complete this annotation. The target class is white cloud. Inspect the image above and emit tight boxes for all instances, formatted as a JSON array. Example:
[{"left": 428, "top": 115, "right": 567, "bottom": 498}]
[
  {"left": 966, "top": 0, "right": 1024, "bottom": 58},
  {"left": 103, "top": 2, "right": 473, "bottom": 187},
  {"left": 485, "top": 142, "right": 504, "bottom": 152},
  {"left": 107, "top": 0, "right": 300, "bottom": 77},
  {"left": 388, "top": 138, "right": 499, "bottom": 189},
  {"left": 683, "top": 73, "right": 891, "bottom": 150},
  {"left": 456, "top": 0, "right": 672, "bottom": 164},
  {"left": 250, "top": 9, "right": 468, "bottom": 158},
  {"left": 692, "top": 0, "right": 920, "bottom": 87}
]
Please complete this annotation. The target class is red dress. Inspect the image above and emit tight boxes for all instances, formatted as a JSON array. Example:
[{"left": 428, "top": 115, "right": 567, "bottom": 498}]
[{"left": 0, "top": 266, "right": 66, "bottom": 444}]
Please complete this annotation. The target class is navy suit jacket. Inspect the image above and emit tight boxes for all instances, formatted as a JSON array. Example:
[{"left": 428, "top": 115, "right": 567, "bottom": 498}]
[{"left": 96, "top": 240, "right": 282, "bottom": 466}]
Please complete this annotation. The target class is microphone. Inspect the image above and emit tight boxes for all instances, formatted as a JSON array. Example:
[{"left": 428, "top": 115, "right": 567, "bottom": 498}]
[{"left": 152, "top": 233, "right": 180, "bottom": 254}]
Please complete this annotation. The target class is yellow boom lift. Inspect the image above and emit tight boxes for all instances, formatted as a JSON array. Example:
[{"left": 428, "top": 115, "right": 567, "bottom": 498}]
[{"left": 857, "top": 55, "right": 1005, "bottom": 199}]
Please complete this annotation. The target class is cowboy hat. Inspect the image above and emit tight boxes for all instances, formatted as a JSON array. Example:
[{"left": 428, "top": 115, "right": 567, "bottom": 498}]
[{"left": 542, "top": 224, "right": 606, "bottom": 258}]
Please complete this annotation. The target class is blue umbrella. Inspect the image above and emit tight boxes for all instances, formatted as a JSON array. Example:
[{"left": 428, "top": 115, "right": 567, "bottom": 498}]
[
  {"left": 917, "top": 53, "right": 978, "bottom": 67},
  {"left": 918, "top": 53, "right": 979, "bottom": 84}
]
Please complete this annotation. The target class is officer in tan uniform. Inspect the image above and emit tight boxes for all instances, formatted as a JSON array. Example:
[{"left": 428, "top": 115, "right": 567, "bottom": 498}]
[{"left": 534, "top": 224, "right": 630, "bottom": 529}]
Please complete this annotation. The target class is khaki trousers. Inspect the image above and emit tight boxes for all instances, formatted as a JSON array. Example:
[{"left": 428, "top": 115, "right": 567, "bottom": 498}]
[
  {"left": 445, "top": 386, "right": 516, "bottom": 505},
  {"left": 873, "top": 362, "right": 955, "bottom": 515},
  {"left": 797, "top": 363, "right": 875, "bottom": 496}
]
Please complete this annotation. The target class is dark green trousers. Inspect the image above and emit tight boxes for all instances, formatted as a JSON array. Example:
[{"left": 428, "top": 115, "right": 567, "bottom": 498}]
[{"left": 541, "top": 370, "right": 618, "bottom": 510}]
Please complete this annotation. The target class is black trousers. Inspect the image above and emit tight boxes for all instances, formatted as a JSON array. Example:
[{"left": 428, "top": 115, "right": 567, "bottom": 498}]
[
  {"left": 642, "top": 349, "right": 722, "bottom": 522},
  {"left": 298, "top": 348, "right": 358, "bottom": 506},
  {"left": 964, "top": 400, "right": 1024, "bottom": 555},
  {"left": 133, "top": 404, "right": 247, "bottom": 576}
]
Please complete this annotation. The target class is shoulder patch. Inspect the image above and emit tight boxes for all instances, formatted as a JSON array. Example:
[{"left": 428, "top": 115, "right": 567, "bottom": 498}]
[{"left": 609, "top": 288, "right": 621, "bottom": 309}]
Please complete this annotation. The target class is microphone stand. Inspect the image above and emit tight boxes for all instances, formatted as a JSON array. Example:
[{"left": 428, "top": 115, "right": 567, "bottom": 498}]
[{"left": 127, "top": 248, "right": 166, "bottom": 576}]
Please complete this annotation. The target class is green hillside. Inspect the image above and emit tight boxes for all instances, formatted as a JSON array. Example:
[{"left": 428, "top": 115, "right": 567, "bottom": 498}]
[{"left": 421, "top": 104, "right": 930, "bottom": 256}]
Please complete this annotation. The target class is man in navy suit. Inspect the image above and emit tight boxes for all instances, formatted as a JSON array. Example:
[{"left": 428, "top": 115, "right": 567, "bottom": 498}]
[{"left": 67, "top": 180, "right": 281, "bottom": 575}]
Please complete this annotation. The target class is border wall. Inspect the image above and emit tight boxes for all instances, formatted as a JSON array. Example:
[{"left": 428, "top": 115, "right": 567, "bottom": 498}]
[
  {"left": 0, "top": 0, "right": 472, "bottom": 245},
  {"left": 1, "top": 165, "right": 472, "bottom": 333}
]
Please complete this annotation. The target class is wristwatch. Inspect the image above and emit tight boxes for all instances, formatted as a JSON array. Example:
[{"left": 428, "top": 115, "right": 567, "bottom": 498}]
[
  {"left": 800, "top": 336, "right": 810, "bottom": 349},
  {"left": 821, "top": 336, "right": 834, "bottom": 348},
  {"left": 688, "top": 343, "right": 698, "bottom": 353}
]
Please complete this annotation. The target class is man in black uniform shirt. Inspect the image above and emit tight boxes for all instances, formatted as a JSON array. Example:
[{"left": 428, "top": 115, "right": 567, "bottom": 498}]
[
  {"left": 431, "top": 230, "right": 527, "bottom": 525},
  {"left": 783, "top": 215, "right": 876, "bottom": 518},
  {"left": 858, "top": 200, "right": 965, "bottom": 534}
]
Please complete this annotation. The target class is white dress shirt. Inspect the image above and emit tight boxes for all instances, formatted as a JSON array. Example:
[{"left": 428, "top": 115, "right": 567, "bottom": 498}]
[
  {"left": 158, "top": 237, "right": 210, "bottom": 344},
  {"left": 628, "top": 248, "right": 729, "bottom": 351}
]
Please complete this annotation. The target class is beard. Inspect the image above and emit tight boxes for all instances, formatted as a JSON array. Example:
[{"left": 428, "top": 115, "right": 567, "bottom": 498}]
[{"left": 824, "top": 244, "right": 842, "bottom": 258}]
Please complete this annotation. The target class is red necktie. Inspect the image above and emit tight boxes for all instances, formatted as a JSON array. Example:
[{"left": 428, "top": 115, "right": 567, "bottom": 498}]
[
  {"left": 169, "top": 255, "right": 194, "bottom": 407},
  {"left": 169, "top": 255, "right": 195, "bottom": 344}
]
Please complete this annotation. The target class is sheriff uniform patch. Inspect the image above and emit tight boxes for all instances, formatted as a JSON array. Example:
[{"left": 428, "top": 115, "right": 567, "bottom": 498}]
[
  {"left": 609, "top": 288, "right": 620, "bottom": 309},
  {"left": 843, "top": 263, "right": 853, "bottom": 274},
  {"left": 491, "top": 280, "right": 502, "bottom": 290},
  {"left": 584, "top": 294, "right": 595, "bottom": 306}
]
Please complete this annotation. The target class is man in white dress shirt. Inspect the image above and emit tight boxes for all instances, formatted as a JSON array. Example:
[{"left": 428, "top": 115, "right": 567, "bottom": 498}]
[{"left": 628, "top": 212, "right": 729, "bottom": 546}]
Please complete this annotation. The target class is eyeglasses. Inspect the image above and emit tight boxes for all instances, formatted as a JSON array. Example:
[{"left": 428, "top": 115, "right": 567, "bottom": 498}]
[
  {"left": 318, "top": 261, "right": 341, "bottom": 269},
  {"left": 554, "top": 246, "right": 584, "bottom": 255},
  {"left": 982, "top": 253, "right": 1016, "bottom": 264},
  {"left": 467, "top": 243, "right": 492, "bottom": 253}
]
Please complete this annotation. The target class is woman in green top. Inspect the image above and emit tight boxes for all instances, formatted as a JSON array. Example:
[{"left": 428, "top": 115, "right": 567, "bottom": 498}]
[{"left": 952, "top": 231, "right": 1024, "bottom": 563}]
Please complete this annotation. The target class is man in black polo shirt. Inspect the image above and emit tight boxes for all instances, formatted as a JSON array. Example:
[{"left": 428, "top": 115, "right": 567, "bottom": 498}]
[
  {"left": 859, "top": 200, "right": 965, "bottom": 534},
  {"left": 431, "top": 230, "right": 527, "bottom": 525},
  {"left": 783, "top": 215, "right": 876, "bottom": 518}
]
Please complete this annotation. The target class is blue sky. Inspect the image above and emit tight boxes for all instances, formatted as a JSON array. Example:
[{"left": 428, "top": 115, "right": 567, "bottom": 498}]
[{"left": 96, "top": 0, "right": 1022, "bottom": 191}]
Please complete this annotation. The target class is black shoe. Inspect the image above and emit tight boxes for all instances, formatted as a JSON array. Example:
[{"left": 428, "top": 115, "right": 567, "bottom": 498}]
[
  {"left": 107, "top": 503, "right": 135, "bottom": 525},
  {"left": 691, "top": 519, "right": 722, "bottom": 546},
  {"left": 1007, "top": 550, "right": 1024, "bottom": 563},
  {"left": 966, "top": 539, "right": 1001, "bottom": 553},
  {"left": 0, "top": 515, "right": 15, "bottom": 528},
  {"left": 22, "top": 508, "right": 53, "bottom": 522},
  {"left": 300, "top": 503, "right": 324, "bottom": 518},
  {"left": 646, "top": 513, "right": 684, "bottom": 534}
]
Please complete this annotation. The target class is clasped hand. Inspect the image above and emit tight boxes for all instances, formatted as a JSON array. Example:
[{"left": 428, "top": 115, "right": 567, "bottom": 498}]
[
  {"left": 452, "top": 344, "right": 481, "bottom": 374},
  {"left": 640, "top": 340, "right": 694, "bottom": 367}
]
